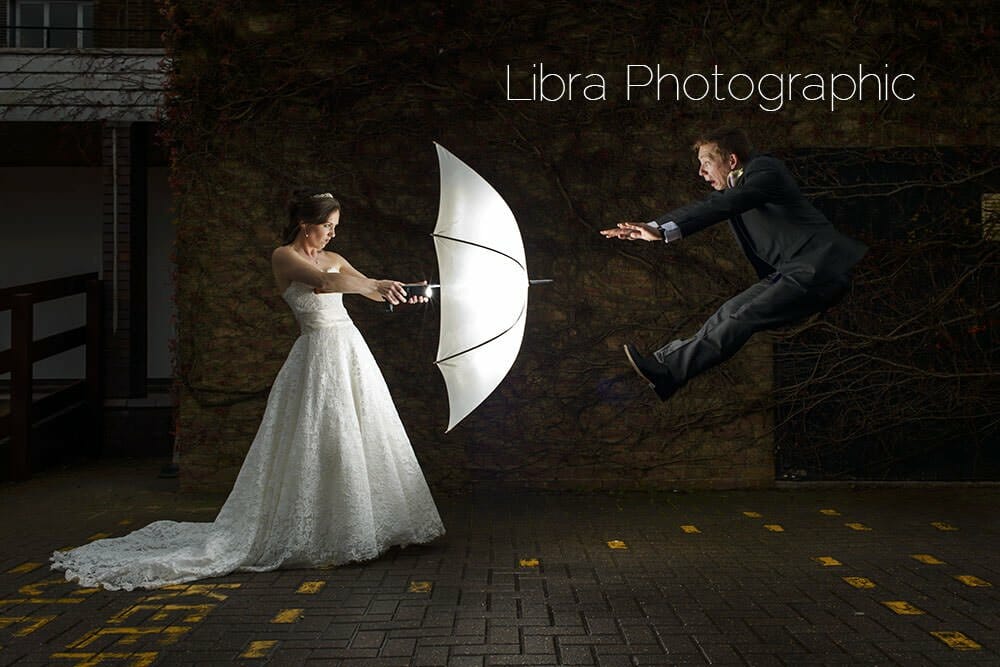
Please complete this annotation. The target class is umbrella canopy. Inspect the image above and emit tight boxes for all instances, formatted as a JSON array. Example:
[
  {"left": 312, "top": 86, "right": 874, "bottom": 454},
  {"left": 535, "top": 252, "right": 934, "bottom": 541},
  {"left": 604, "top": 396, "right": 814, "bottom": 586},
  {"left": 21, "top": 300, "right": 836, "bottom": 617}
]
[{"left": 432, "top": 143, "right": 530, "bottom": 432}]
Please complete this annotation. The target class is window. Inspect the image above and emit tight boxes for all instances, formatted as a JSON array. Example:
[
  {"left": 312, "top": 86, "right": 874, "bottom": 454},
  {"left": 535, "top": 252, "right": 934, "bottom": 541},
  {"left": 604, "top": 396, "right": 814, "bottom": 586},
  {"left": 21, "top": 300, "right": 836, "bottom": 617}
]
[{"left": 14, "top": 1, "right": 94, "bottom": 48}]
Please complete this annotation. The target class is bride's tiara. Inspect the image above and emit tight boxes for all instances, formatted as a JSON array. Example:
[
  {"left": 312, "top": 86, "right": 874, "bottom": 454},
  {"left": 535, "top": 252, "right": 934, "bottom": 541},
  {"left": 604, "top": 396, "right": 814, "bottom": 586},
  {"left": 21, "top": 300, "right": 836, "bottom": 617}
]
[{"left": 310, "top": 192, "right": 334, "bottom": 200}]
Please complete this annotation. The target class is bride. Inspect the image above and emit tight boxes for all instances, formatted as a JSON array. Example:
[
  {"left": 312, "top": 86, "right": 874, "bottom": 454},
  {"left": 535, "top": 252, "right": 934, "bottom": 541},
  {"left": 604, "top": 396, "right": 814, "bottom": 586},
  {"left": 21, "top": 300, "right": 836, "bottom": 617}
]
[{"left": 52, "top": 190, "right": 445, "bottom": 590}]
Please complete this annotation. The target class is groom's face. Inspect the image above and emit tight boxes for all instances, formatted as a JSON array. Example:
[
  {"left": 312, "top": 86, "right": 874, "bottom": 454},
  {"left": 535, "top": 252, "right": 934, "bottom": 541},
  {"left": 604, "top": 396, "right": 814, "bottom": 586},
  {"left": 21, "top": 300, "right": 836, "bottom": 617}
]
[{"left": 697, "top": 143, "right": 734, "bottom": 191}]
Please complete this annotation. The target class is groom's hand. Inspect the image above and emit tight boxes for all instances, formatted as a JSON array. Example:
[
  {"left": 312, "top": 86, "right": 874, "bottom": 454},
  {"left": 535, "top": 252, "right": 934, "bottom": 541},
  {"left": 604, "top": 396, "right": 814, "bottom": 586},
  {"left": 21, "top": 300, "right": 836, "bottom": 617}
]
[{"left": 600, "top": 222, "right": 664, "bottom": 241}]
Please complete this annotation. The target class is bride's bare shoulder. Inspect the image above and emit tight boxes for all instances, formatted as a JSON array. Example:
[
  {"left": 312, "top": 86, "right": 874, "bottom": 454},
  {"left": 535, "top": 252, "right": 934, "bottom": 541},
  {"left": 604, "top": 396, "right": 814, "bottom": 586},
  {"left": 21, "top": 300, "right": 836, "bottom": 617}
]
[{"left": 325, "top": 251, "right": 348, "bottom": 270}]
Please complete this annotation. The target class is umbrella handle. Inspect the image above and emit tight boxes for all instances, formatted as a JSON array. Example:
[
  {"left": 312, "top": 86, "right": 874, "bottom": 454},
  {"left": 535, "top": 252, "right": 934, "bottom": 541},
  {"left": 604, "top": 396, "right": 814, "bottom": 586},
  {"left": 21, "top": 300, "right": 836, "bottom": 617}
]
[{"left": 384, "top": 284, "right": 440, "bottom": 312}]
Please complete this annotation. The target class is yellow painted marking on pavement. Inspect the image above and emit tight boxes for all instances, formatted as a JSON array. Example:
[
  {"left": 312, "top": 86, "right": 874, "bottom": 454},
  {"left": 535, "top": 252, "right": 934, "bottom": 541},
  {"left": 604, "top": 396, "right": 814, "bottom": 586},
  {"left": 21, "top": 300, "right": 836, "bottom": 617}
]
[
  {"left": 681, "top": 525, "right": 700, "bottom": 533},
  {"left": 20, "top": 578, "right": 93, "bottom": 597},
  {"left": 843, "top": 577, "right": 876, "bottom": 589},
  {"left": 408, "top": 581, "right": 432, "bottom": 593},
  {"left": 911, "top": 553, "right": 946, "bottom": 565},
  {"left": 764, "top": 524, "right": 784, "bottom": 532},
  {"left": 955, "top": 575, "right": 992, "bottom": 587},
  {"left": 108, "top": 604, "right": 215, "bottom": 625},
  {"left": 845, "top": 523, "right": 872, "bottom": 531},
  {"left": 606, "top": 540, "right": 628, "bottom": 549},
  {"left": 742, "top": 511, "right": 763, "bottom": 518},
  {"left": 0, "top": 615, "right": 55, "bottom": 636},
  {"left": 270, "top": 608, "right": 304, "bottom": 624},
  {"left": 143, "top": 583, "right": 240, "bottom": 602},
  {"left": 117, "top": 519, "right": 133, "bottom": 526},
  {"left": 152, "top": 605, "right": 214, "bottom": 623},
  {"left": 814, "top": 556, "right": 842, "bottom": 566},
  {"left": 819, "top": 509, "right": 841, "bottom": 516},
  {"left": 50, "top": 651, "right": 159, "bottom": 666},
  {"left": 6, "top": 562, "right": 42, "bottom": 574},
  {"left": 296, "top": 581, "right": 326, "bottom": 594},
  {"left": 67, "top": 626, "right": 190, "bottom": 648},
  {"left": 519, "top": 558, "right": 539, "bottom": 567},
  {"left": 931, "top": 630, "right": 982, "bottom": 650},
  {"left": 931, "top": 521, "right": 958, "bottom": 531},
  {"left": 86, "top": 533, "right": 111, "bottom": 541},
  {"left": 882, "top": 600, "right": 925, "bottom": 615},
  {"left": 241, "top": 640, "right": 279, "bottom": 658}
]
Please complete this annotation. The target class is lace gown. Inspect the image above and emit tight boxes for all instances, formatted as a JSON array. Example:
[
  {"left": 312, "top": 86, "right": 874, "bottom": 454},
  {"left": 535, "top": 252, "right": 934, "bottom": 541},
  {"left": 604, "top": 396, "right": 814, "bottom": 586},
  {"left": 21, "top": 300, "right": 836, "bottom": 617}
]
[{"left": 52, "top": 281, "right": 445, "bottom": 591}]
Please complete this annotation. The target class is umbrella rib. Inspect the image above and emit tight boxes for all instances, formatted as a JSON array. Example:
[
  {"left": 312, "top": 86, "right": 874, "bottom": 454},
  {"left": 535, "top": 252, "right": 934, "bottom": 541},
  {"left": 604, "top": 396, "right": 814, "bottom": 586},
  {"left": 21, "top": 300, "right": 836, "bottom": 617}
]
[
  {"left": 432, "top": 233, "right": 527, "bottom": 272},
  {"left": 435, "top": 302, "right": 527, "bottom": 365}
]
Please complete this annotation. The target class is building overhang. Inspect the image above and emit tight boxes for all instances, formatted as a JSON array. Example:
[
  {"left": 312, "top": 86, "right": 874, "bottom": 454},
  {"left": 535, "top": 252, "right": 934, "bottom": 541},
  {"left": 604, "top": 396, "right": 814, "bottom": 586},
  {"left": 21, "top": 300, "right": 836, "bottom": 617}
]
[{"left": 0, "top": 48, "right": 166, "bottom": 122}]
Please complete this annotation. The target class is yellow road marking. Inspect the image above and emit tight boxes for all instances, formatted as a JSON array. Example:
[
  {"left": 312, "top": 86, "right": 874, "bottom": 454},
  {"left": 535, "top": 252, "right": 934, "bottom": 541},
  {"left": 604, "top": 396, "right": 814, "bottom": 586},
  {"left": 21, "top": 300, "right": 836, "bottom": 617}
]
[
  {"left": 680, "top": 525, "right": 700, "bottom": 533},
  {"left": 931, "top": 521, "right": 958, "bottom": 531},
  {"left": 882, "top": 601, "right": 925, "bottom": 615},
  {"left": 814, "top": 556, "right": 842, "bottom": 566},
  {"left": 86, "top": 533, "right": 111, "bottom": 541},
  {"left": 117, "top": 520, "right": 133, "bottom": 526},
  {"left": 0, "top": 615, "right": 55, "bottom": 636},
  {"left": 819, "top": 509, "right": 841, "bottom": 516},
  {"left": 143, "top": 583, "right": 240, "bottom": 602},
  {"left": 270, "top": 608, "right": 303, "bottom": 624},
  {"left": 911, "top": 554, "right": 946, "bottom": 565},
  {"left": 19, "top": 578, "right": 97, "bottom": 597},
  {"left": 241, "top": 640, "right": 278, "bottom": 658},
  {"left": 519, "top": 558, "right": 539, "bottom": 567},
  {"left": 408, "top": 581, "right": 432, "bottom": 593},
  {"left": 606, "top": 540, "right": 628, "bottom": 549},
  {"left": 843, "top": 577, "right": 876, "bottom": 589},
  {"left": 931, "top": 631, "right": 982, "bottom": 650},
  {"left": 49, "top": 651, "right": 159, "bottom": 666},
  {"left": 296, "top": 581, "right": 326, "bottom": 594},
  {"left": 764, "top": 524, "right": 784, "bottom": 532},
  {"left": 107, "top": 604, "right": 215, "bottom": 625},
  {"left": 845, "top": 523, "right": 872, "bottom": 531},
  {"left": 67, "top": 626, "right": 190, "bottom": 649},
  {"left": 955, "top": 575, "right": 992, "bottom": 587},
  {"left": 6, "top": 562, "right": 42, "bottom": 574},
  {"left": 742, "top": 511, "right": 763, "bottom": 518}
]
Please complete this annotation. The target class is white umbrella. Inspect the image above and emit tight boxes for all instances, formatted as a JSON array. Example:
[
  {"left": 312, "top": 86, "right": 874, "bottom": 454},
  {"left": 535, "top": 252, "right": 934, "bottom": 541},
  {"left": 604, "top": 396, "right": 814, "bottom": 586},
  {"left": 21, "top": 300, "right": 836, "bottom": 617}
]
[{"left": 431, "top": 143, "right": 548, "bottom": 432}]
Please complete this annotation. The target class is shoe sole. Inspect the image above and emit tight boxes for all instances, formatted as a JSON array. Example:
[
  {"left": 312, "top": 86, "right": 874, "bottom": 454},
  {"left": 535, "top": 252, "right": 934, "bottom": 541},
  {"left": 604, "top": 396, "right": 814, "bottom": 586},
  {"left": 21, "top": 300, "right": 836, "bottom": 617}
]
[
  {"left": 623, "top": 345, "right": 674, "bottom": 401},
  {"left": 623, "top": 344, "right": 656, "bottom": 389}
]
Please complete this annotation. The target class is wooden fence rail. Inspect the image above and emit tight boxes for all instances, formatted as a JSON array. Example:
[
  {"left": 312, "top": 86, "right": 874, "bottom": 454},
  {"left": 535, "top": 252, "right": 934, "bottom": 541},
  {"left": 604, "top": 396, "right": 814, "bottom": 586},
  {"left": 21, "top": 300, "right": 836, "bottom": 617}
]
[{"left": 0, "top": 273, "right": 102, "bottom": 480}]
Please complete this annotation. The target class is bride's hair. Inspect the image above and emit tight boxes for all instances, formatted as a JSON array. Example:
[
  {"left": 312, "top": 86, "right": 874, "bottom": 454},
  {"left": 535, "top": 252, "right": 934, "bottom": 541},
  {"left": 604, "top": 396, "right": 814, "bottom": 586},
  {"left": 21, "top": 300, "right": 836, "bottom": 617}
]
[{"left": 282, "top": 189, "right": 341, "bottom": 245}]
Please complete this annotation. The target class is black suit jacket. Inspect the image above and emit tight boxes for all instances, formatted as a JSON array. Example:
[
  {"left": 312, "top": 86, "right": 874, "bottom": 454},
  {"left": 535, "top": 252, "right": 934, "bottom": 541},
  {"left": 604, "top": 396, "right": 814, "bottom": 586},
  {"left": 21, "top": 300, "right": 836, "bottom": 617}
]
[{"left": 655, "top": 153, "right": 867, "bottom": 283}]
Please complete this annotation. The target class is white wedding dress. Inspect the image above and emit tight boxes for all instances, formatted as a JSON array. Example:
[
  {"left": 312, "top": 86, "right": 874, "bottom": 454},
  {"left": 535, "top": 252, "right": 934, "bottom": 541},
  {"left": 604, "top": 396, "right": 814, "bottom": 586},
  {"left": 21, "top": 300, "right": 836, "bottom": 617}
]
[{"left": 52, "top": 281, "right": 445, "bottom": 590}]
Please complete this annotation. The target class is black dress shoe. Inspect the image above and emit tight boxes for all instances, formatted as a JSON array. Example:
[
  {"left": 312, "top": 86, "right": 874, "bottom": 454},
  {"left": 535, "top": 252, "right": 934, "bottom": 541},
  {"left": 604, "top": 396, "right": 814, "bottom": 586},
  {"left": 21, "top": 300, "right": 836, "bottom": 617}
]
[{"left": 623, "top": 343, "right": 677, "bottom": 401}]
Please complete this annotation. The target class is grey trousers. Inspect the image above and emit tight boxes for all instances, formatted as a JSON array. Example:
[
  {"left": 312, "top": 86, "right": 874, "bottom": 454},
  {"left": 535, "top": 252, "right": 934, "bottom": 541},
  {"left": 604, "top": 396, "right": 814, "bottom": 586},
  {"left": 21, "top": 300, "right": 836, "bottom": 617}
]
[{"left": 653, "top": 271, "right": 849, "bottom": 390}]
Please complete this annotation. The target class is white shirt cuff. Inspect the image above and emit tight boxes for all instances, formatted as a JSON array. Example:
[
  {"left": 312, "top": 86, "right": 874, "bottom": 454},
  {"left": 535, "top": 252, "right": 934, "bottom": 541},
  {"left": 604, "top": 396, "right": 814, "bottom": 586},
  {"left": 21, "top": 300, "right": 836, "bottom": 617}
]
[{"left": 647, "top": 221, "right": 681, "bottom": 243}]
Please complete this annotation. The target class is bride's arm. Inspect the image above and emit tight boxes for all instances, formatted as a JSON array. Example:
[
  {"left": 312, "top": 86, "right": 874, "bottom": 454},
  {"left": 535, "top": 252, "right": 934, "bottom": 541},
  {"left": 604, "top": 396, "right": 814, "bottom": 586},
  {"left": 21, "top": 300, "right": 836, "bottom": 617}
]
[
  {"left": 271, "top": 247, "right": 406, "bottom": 304},
  {"left": 335, "top": 254, "right": 428, "bottom": 304},
  {"left": 334, "top": 254, "right": 381, "bottom": 302}
]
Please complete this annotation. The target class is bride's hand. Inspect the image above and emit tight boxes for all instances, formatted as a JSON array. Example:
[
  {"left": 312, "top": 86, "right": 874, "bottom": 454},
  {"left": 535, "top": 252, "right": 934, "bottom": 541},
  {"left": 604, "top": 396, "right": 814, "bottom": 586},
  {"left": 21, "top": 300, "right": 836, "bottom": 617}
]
[
  {"left": 373, "top": 279, "right": 407, "bottom": 305},
  {"left": 405, "top": 280, "right": 430, "bottom": 304}
]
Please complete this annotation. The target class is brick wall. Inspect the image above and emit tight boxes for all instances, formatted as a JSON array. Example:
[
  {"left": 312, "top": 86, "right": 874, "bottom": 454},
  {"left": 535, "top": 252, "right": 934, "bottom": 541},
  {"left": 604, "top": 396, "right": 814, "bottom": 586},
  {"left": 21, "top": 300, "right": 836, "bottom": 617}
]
[{"left": 164, "top": 2, "right": 997, "bottom": 493}]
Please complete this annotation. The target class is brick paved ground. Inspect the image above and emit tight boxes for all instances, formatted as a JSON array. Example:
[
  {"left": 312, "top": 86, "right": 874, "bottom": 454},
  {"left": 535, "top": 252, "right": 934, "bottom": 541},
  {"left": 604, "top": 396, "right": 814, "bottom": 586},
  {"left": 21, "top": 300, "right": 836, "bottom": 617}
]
[{"left": 1, "top": 459, "right": 998, "bottom": 666}]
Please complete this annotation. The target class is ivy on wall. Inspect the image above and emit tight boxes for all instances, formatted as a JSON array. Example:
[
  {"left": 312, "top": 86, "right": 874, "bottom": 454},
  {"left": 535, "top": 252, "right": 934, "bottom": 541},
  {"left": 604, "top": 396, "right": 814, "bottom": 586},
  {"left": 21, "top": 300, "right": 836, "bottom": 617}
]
[{"left": 158, "top": 1, "right": 998, "bottom": 491}]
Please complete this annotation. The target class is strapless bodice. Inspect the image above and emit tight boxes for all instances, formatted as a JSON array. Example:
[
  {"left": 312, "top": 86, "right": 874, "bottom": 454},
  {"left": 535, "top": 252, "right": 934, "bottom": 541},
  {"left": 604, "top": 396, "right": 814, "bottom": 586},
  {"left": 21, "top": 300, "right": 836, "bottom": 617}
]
[{"left": 281, "top": 282, "right": 353, "bottom": 332}]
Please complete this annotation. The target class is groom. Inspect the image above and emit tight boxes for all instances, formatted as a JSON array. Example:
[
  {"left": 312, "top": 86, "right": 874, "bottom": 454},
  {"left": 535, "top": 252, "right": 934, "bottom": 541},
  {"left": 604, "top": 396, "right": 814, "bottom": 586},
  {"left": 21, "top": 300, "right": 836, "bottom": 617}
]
[{"left": 601, "top": 127, "right": 867, "bottom": 401}]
